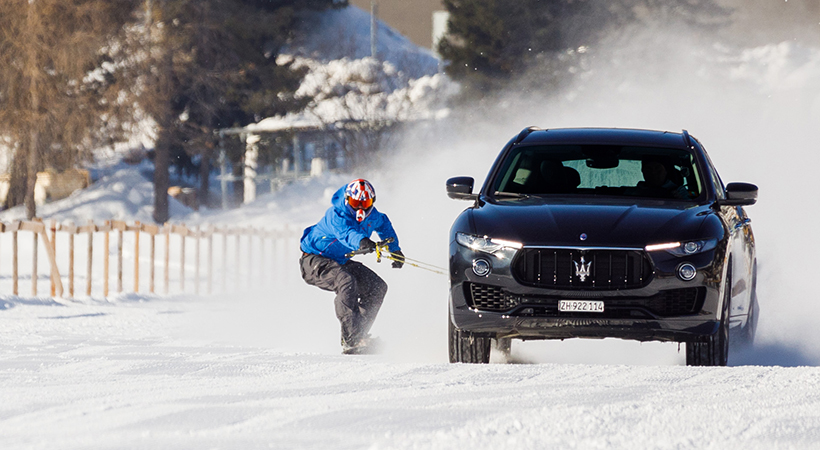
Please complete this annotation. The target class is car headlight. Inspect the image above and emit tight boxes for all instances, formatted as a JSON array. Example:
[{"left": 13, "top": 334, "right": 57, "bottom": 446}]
[
  {"left": 456, "top": 232, "right": 523, "bottom": 254},
  {"left": 645, "top": 238, "right": 718, "bottom": 256}
]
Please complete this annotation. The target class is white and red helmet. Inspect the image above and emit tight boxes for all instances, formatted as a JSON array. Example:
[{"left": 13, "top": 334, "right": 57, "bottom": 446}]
[{"left": 344, "top": 179, "right": 376, "bottom": 222}]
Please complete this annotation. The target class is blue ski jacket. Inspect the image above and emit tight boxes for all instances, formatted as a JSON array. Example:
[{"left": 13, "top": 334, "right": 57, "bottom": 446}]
[{"left": 300, "top": 186, "right": 401, "bottom": 264}]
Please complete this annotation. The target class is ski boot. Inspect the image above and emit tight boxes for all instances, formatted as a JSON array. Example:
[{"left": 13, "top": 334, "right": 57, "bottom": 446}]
[{"left": 342, "top": 334, "right": 383, "bottom": 355}]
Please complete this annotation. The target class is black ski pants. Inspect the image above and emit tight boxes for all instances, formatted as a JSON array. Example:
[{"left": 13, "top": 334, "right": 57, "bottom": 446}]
[{"left": 299, "top": 253, "right": 388, "bottom": 344}]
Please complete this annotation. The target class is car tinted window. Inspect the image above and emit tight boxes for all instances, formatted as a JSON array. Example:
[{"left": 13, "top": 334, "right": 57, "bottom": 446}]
[{"left": 492, "top": 145, "right": 704, "bottom": 201}]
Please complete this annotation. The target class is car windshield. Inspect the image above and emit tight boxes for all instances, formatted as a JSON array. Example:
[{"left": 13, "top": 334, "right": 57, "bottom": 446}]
[{"left": 491, "top": 144, "right": 705, "bottom": 201}]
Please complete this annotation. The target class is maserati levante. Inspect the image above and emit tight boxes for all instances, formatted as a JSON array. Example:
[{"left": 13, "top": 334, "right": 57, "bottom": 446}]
[{"left": 446, "top": 127, "right": 758, "bottom": 366}]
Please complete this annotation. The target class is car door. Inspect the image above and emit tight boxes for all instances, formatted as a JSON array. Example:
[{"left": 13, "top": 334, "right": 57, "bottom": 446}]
[
  {"left": 702, "top": 149, "right": 753, "bottom": 325},
  {"left": 727, "top": 205, "right": 753, "bottom": 324},
  {"left": 731, "top": 205, "right": 755, "bottom": 324}
]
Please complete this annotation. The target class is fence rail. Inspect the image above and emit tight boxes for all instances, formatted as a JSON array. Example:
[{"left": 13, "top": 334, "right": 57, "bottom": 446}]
[{"left": 0, "top": 219, "right": 299, "bottom": 299}]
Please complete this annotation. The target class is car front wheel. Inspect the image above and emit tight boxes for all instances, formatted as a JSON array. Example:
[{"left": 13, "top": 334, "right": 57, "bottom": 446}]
[
  {"left": 686, "top": 265, "right": 731, "bottom": 366},
  {"left": 449, "top": 318, "right": 491, "bottom": 364}
]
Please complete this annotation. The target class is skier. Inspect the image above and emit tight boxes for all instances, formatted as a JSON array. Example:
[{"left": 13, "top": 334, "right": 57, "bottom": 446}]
[{"left": 299, "top": 179, "right": 404, "bottom": 354}]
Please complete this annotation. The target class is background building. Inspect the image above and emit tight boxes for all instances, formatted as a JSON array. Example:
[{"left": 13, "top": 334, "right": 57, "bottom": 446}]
[{"left": 349, "top": 0, "right": 445, "bottom": 50}]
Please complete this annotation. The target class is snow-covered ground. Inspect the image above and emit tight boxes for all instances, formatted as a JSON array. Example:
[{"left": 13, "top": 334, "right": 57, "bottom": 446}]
[
  {"left": 4, "top": 8, "right": 820, "bottom": 449},
  {"left": 2, "top": 295, "right": 820, "bottom": 449}
]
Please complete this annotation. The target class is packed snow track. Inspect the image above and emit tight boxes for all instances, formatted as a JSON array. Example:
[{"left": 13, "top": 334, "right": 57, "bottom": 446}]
[{"left": 1, "top": 295, "right": 819, "bottom": 449}]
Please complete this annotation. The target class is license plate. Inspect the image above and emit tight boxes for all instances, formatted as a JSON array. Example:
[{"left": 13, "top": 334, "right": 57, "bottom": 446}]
[{"left": 558, "top": 300, "right": 605, "bottom": 313}]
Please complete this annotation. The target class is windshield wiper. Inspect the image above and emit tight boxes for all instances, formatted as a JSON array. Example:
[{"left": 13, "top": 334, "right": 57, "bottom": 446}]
[{"left": 493, "top": 191, "right": 530, "bottom": 199}]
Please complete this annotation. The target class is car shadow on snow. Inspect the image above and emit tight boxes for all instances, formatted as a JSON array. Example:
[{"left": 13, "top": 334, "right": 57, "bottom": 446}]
[{"left": 730, "top": 343, "right": 820, "bottom": 367}]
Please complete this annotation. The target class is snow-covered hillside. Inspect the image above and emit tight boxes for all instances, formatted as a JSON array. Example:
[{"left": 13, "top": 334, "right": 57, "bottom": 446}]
[{"left": 3, "top": 10, "right": 820, "bottom": 449}]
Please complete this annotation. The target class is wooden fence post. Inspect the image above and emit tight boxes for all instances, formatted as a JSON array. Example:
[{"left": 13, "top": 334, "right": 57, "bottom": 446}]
[
  {"left": 32, "top": 228, "right": 38, "bottom": 297},
  {"left": 150, "top": 231, "right": 155, "bottom": 294},
  {"left": 50, "top": 220, "right": 56, "bottom": 297},
  {"left": 67, "top": 222, "right": 76, "bottom": 298},
  {"left": 23, "top": 220, "right": 63, "bottom": 299},
  {"left": 12, "top": 225, "right": 18, "bottom": 296},
  {"left": 103, "top": 221, "right": 110, "bottom": 297},
  {"left": 164, "top": 224, "right": 170, "bottom": 295},
  {"left": 116, "top": 221, "right": 124, "bottom": 293},
  {"left": 40, "top": 231, "right": 62, "bottom": 299},
  {"left": 86, "top": 220, "right": 94, "bottom": 297},
  {"left": 19, "top": 219, "right": 61, "bottom": 298},
  {"left": 145, "top": 224, "right": 157, "bottom": 294},
  {"left": 134, "top": 221, "right": 140, "bottom": 293}
]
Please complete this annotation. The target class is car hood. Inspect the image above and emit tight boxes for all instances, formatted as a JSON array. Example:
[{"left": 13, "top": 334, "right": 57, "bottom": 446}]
[{"left": 469, "top": 198, "right": 714, "bottom": 248}]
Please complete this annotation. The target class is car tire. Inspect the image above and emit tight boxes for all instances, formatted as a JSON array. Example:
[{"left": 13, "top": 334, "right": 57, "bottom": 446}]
[
  {"left": 686, "top": 264, "right": 731, "bottom": 366},
  {"left": 449, "top": 318, "right": 491, "bottom": 364}
]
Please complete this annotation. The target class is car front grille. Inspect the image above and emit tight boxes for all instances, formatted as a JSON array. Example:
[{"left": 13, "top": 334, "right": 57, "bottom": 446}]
[
  {"left": 465, "top": 283, "right": 705, "bottom": 318},
  {"left": 469, "top": 283, "right": 519, "bottom": 311},
  {"left": 511, "top": 248, "right": 653, "bottom": 290}
]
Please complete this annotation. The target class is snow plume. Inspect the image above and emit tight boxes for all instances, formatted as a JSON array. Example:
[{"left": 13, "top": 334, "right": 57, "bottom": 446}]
[{"left": 368, "top": 25, "right": 820, "bottom": 366}]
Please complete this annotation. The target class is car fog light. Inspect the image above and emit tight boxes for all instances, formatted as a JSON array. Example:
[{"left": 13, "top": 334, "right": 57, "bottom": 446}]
[
  {"left": 472, "top": 258, "right": 492, "bottom": 277},
  {"left": 677, "top": 263, "right": 697, "bottom": 281}
]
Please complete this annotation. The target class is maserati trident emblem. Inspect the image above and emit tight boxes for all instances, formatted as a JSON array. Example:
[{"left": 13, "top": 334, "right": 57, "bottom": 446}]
[
  {"left": 574, "top": 256, "right": 592, "bottom": 282},
  {"left": 580, "top": 233, "right": 588, "bottom": 241}
]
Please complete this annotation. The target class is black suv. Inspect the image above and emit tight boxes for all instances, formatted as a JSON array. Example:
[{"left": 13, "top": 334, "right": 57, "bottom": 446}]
[{"left": 446, "top": 127, "right": 758, "bottom": 366}]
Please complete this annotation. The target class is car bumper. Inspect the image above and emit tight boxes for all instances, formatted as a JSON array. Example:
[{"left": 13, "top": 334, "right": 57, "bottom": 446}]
[
  {"left": 449, "top": 242, "right": 727, "bottom": 343},
  {"left": 450, "top": 304, "right": 720, "bottom": 342}
]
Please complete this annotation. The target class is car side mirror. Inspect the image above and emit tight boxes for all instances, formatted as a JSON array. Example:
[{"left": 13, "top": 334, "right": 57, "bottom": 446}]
[
  {"left": 446, "top": 176, "right": 478, "bottom": 201},
  {"left": 719, "top": 182, "right": 758, "bottom": 206}
]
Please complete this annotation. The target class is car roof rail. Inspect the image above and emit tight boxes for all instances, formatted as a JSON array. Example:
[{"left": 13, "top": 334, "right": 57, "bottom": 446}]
[
  {"left": 513, "top": 126, "right": 540, "bottom": 144},
  {"left": 682, "top": 129, "right": 695, "bottom": 149}
]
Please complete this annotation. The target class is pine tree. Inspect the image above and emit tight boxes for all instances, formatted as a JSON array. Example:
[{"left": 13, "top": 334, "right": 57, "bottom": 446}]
[
  {"left": 140, "top": 0, "right": 346, "bottom": 223},
  {"left": 0, "top": 0, "right": 139, "bottom": 218},
  {"left": 438, "top": 0, "right": 730, "bottom": 97}
]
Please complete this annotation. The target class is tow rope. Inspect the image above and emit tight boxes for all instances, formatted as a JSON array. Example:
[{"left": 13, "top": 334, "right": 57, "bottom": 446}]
[{"left": 346, "top": 238, "right": 448, "bottom": 276}]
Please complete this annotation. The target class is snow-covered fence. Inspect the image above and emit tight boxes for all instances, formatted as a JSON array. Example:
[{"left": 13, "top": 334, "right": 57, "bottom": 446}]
[{"left": 0, "top": 219, "right": 300, "bottom": 299}]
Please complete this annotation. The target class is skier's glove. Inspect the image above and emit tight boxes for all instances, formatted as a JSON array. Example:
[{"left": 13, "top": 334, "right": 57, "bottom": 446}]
[
  {"left": 359, "top": 238, "right": 376, "bottom": 254},
  {"left": 391, "top": 250, "right": 405, "bottom": 269}
]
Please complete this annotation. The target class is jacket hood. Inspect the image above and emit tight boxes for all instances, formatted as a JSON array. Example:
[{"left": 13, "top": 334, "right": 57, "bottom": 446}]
[
  {"left": 332, "top": 186, "right": 348, "bottom": 214},
  {"left": 470, "top": 199, "right": 714, "bottom": 248}
]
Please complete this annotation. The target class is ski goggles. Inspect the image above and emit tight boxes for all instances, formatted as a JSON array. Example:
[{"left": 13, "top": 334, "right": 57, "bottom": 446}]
[{"left": 347, "top": 196, "right": 374, "bottom": 210}]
